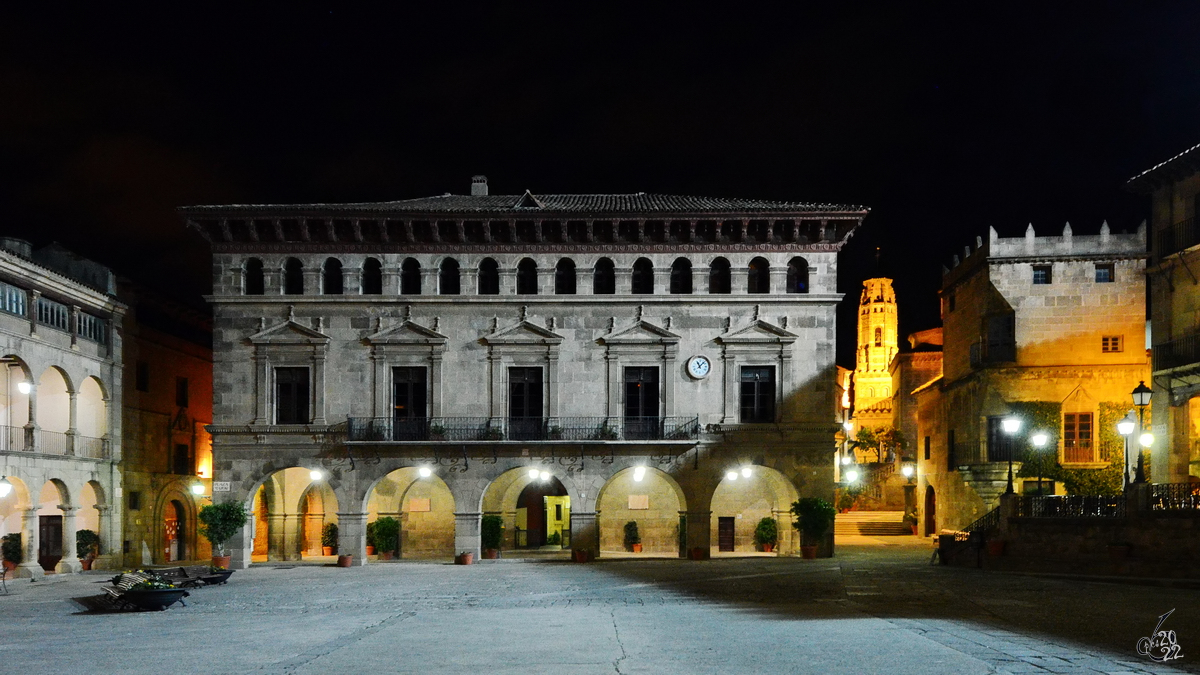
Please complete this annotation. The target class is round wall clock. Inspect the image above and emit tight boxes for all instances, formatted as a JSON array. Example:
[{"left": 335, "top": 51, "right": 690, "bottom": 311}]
[{"left": 686, "top": 355, "right": 711, "bottom": 379}]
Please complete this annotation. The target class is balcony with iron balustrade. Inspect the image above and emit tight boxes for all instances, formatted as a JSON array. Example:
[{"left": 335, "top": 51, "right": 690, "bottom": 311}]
[{"left": 345, "top": 416, "right": 701, "bottom": 445}]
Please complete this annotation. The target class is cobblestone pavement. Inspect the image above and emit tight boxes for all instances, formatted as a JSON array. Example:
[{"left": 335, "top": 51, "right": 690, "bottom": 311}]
[{"left": 1, "top": 545, "right": 1195, "bottom": 674}]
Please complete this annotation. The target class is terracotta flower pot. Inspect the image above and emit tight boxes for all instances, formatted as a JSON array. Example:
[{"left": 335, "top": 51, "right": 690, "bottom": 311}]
[
  {"left": 455, "top": 552, "right": 474, "bottom": 565},
  {"left": 800, "top": 545, "right": 818, "bottom": 559},
  {"left": 986, "top": 540, "right": 1006, "bottom": 557},
  {"left": 321, "top": 546, "right": 334, "bottom": 556},
  {"left": 211, "top": 555, "right": 231, "bottom": 569},
  {"left": 631, "top": 543, "right": 642, "bottom": 553},
  {"left": 366, "top": 546, "right": 375, "bottom": 555},
  {"left": 380, "top": 551, "right": 394, "bottom": 561},
  {"left": 572, "top": 549, "right": 591, "bottom": 563},
  {"left": 3, "top": 559, "right": 16, "bottom": 571},
  {"left": 336, "top": 554, "right": 353, "bottom": 567},
  {"left": 80, "top": 558, "right": 93, "bottom": 571},
  {"left": 762, "top": 544, "right": 774, "bottom": 553},
  {"left": 482, "top": 549, "right": 499, "bottom": 559}
]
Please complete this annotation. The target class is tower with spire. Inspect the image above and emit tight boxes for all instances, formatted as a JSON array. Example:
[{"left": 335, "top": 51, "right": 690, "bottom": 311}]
[{"left": 854, "top": 277, "right": 898, "bottom": 412}]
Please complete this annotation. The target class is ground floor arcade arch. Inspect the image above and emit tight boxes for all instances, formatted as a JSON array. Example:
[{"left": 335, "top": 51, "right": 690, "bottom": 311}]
[
  {"left": 366, "top": 467, "right": 455, "bottom": 558},
  {"left": 597, "top": 466, "right": 685, "bottom": 554},
  {"left": 709, "top": 465, "right": 799, "bottom": 554}
]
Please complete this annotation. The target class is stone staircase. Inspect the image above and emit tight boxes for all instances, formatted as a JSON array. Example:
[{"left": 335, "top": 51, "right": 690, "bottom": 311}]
[{"left": 834, "top": 511, "right": 912, "bottom": 537}]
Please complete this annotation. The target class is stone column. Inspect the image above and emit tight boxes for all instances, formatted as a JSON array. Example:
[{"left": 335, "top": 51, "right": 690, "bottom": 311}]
[
  {"left": 92, "top": 504, "right": 116, "bottom": 570},
  {"left": 770, "top": 268, "right": 788, "bottom": 295},
  {"left": 693, "top": 266, "right": 707, "bottom": 295},
  {"left": 55, "top": 506, "right": 82, "bottom": 574},
  {"left": 70, "top": 305, "right": 80, "bottom": 348},
  {"left": 267, "top": 513, "right": 287, "bottom": 561},
  {"left": 570, "top": 511, "right": 599, "bottom": 559},
  {"left": 684, "top": 510, "right": 711, "bottom": 559},
  {"left": 24, "top": 382, "right": 37, "bottom": 451},
  {"left": 615, "top": 268, "right": 633, "bottom": 295},
  {"left": 302, "top": 267, "right": 321, "bottom": 295},
  {"left": 733, "top": 265, "right": 751, "bottom": 294},
  {"left": 497, "top": 269, "right": 516, "bottom": 296},
  {"left": 229, "top": 518, "right": 253, "bottom": 570},
  {"left": 342, "top": 267, "right": 359, "bottom": 295},
  {"left": 17, "top": 508, "right": 44, "bottom": 579},
  {"left": 422, "top": 268, "right": 439, "bottom": 295},
  {"left": 539, "top": 267, "right": 555, "bottom": 295},
  {"left": 304, "top": 513, "right": 324, "bottom": 555},
  {"left": 462, "top": 267, "right": 479, "bottom": 296},
  {"left": 454, "top": 511, "right": 482, "bottom": 559},
  {"left": 773, "top": 509, "right": 796, "bottom": 554},
  {"left": 382, "top": 263, "right": 401, "bottom": 295},
  {"left": 337, "top": 511, "right": 367, "bottom": 566},
  {"left": 65, "top": 390, "right": 78, "bottom": 456},
  {"left": 283, "top": 511, "right": 304, "bottom": 561},
  {"left": 27, "top": 289, "right": 40, "bottom": 337}
]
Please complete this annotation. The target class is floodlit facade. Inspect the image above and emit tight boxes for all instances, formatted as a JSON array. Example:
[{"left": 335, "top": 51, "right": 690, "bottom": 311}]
[{"left": 182, "top": 178, "right": 866, "bottom": 566}]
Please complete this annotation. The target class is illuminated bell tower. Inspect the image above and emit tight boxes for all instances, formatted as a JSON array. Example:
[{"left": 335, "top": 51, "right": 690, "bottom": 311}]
[{"left": 854, "top": 277, "right": 898, "bottom": 410}]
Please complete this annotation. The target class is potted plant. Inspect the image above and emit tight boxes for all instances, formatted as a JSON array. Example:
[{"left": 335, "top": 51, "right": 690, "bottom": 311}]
[
  {"left": 753, "top": 517, "right": 778, "bottom": 553},
  {"left": 903, "top": 513, "right": 919, "bottom": 536},
  {"left": 455, "top": 550, "right": 474, "bottom": 565},
  {"left": 624, "top": 521, "right": 642, "bottom": 553},
  {"left": 372, "top": 516, "right": 400, "bottom": 560},
  {"left": 321, "top": 522, "right": 339, "bottom": 556},
  {"left": 546, "top": 532, "right": 562, "bottom": 548},
  {"left": 481, "top": 514, "right": 504, "bottom": 559},
  {"left": 365, "top": 521, "right": 377, "bottom": 556},
  {"left": 120, "top": 572, "right": 190, "bottom": 611},
  {"left": 2, "top": 532, "right": 20, "bottom": 572},
  {"left": 836, "top": 491, "right": 857, "bottom": 513},
  {"left": 430, "top": 423, "right": 447, "bottom": 441},
  {"left": 76, "top": 529, "right": 100, "bottom": 570},
  {"left": 791, "top": 497, "right": 836, "bottom": 559},
  {"left": 198, "top": 501, "right": 250, "bottom": 568}
]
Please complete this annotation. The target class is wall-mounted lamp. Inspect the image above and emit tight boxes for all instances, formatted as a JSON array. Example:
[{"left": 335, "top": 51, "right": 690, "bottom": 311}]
[
  {"left": 840, "top": 455, "right": 852, "bottom": 466},
  {"left": 418, "top": 467, "right": 432, "bottom": 478},
  {"left": 16, "top": 381, "right": 30, "bottom": 395},
  {"left": 310, "top": 469, "right": 324, "bottom": 481},
  {"left": 0, "top": 476, "right": 12, "bottom": 498},
  {"left": 1139, "top": 432, "right": 1155, "bottom": 448},
  {"left": 725, "top": 470, "right": 738, "bottom": 481},
  {"left": 528, "top": 468, "right": 540, "bottom": 479},
  {"left": 539, "top": 471, "right": 550, "bottom": 481},
  {"left": 632, "top": 466, "right": 646, "bottom": 482},
  {"left": 191, "top": 484, "right": 205, "bottom": 496},
  {"left": 844, "top": 469, "right": 860, "bottom": 484},
  {"left": 740, "top": 467, "right": 752, "bottom": 478}
]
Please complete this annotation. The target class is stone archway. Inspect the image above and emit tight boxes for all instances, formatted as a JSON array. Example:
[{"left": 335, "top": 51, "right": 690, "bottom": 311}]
[
  {"left": 597, "top": 467, "right": 687, "bottom": 555},
  {"left": 247, "top": 467, "right": 339, "bottom": 563},
  {"left": 365, "top": 467, "right": 455, "bottom": 559},
  {"left": 481, "top": 467, "right": 576, "bottom": 552},
  {"left": 709, "top": 465, "right": 799, "bottom": 555},
  {"left": 924, "top": 485, "right": 936, "bottom": 536}
]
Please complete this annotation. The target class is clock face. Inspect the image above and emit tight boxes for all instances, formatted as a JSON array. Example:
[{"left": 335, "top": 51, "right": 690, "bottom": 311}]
[{"left": 687, "top": 355, "right": 711, "bottom": 379}]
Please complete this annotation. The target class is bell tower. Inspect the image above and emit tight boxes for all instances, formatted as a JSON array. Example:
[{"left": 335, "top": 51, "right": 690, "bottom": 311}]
[{"left": 854, "top": 277, "right": 898, "bottom": 411}]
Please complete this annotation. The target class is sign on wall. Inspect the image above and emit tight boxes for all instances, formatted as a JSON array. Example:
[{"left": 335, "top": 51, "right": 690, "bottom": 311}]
[
  {"left": 628, "top": 495, "right": 649, "bottom": 510},
  {"left": 212, "top": 482, "right": 231, "bottom": 492},
  {"left": 408, "top": 498, "right": 431, "bottom": 512}
]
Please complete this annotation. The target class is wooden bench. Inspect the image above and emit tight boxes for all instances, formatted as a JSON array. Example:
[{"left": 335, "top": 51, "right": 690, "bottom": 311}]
[{"left": 102, "top": 572, "right": 190, "bottom": 611}]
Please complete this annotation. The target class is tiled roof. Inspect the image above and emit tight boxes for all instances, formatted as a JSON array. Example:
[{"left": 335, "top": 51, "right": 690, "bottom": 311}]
[
  {"left": 1126, "top": 140, "right": 1200, "bottom": 193},
  {"left": 181, "top": 191, "right": 867, "bottom": 216}
]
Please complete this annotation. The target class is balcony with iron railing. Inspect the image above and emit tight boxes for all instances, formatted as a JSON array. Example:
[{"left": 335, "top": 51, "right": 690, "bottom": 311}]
[
  {"left": 1061, "top": 439, "right": 1098, "bottom": 465},
  {"left": 1156, "top": 216, "right": 1200, "bottom": 260},
  {"left": 1154, "top": 332, "right": 1200, "bottom": 373},
  {"left": 346, "top": 416, "right": 701, "bottom": 443},
  {"left": 0, "top": 424, "right": 108, "bottom": 458}
]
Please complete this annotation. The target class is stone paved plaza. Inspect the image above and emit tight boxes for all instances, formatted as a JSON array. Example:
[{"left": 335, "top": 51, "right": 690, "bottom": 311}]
[{"left": 2, "top": 543, "right": 1196, "bottom": 674}]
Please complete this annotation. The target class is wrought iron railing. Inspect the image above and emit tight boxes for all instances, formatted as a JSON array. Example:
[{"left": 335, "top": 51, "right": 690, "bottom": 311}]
[
  {"left": 1154, "top": 333, "right": 1200, "bottom": 372},
  {"left": 1015, "top": 495, "right": 1125, "bottom": 518},
  {"left": 1062, "top": 440, "right": 1096, "bottom": 464},
  {"left": 954, "top": 506, "right": 1001, "bottom": 541},
  {"left": 1149, "top": 483, "right": 1200, "bottom": 511},
  {"left": 75, "top": 435, "right": 107, "bottom": 459},
  {"left": 1156, "top": 216, "right": 1199, "bottom": 259},
  {"left": 0, "top": 424, "right": 24, "bottom": 451},
  {"left": 346, "top": 416, "right": 700, "bottom": 442},
  {"left": 35, "top": 429, "right": 68, "bottom": 455}
]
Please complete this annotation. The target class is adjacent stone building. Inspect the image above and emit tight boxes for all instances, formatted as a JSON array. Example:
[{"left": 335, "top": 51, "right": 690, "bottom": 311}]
[
  {"left": 181, "top": 179, "right": 866, "bottom": 566},
  {"left": 0, "top": 239, "right": 124, "bottom": 577},
  {"left": 1127, "top": 144, "right": 1200, "bottom": 483},
  {"left": 915, "top": 223, "right": 1149, "bottom": 534}
]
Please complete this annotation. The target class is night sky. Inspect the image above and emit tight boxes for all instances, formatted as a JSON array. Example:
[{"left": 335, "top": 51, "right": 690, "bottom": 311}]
[{"left": 3, "top": 4, "right": 1199, "bottom": 365}]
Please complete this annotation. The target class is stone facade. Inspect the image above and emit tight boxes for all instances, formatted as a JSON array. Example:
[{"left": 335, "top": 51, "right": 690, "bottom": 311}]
[
  {"left": 916, "top": 223, "right": 1150, "bottom": 534},
  {"left": 0, "top": 239, "right": 124, "bottom": 577},
  {"left": 182, "top": 184, "right": 865, "bottom": 566}
]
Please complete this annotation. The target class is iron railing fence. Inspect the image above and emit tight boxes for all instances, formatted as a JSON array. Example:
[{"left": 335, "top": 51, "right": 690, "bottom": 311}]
[
  {"left": 75, "top": 435, "right": 107, "bottom": 459},
  {"left": 35, "top": 429, "right": 68, "bottom": 455},
  {"left": 1154, "top": 333, "right": 1200, "bottom": 372},
  {"left": 1156, "top": 216, "right": 1199, "bottom": 259},
  {"left": 1150, "top": 483, "right": 1200, "bottom": 511},
  {"left": 1015, "top": 495, "right": 1125, "bottom": 518},
  {"left": 346, "top": 416, "right": 701, "bottom": 442},
  {"left": 1062, "top": 440, "right": 1096, "bottom": 464}
]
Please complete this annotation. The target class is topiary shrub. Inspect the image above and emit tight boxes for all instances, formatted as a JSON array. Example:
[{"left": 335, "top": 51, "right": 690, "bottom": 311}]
[
  {"left": 623, "top": 521, "right": 640, "bottom": 549},
  {"left": 372, "top": 517, "right": 400, "bottom": 555},
  {"left": 791, "top": 497, "right": 836, "bottom": 546},
  {"left": 481, "top": 514, "right": 504, "bottom": 551},
  {"left": 2, "top": 533, "right": 20, "bottom": 565},
  {"left": 198, "top": 502, "right": 251, "bottom": 557},
  {"left": 753, "top": 517, "right": 778, "bottom": 547},
  {"left": 321, "top": 522, "right": 339, "bottom": 552},
  {"left": 76, "top": 529, "right": 101, "bottom": 559}
]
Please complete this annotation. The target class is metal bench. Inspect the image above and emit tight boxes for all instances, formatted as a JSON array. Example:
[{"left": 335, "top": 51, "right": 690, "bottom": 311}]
[{"left": 102, "top": 572, "right": 190, "bottom": 611}]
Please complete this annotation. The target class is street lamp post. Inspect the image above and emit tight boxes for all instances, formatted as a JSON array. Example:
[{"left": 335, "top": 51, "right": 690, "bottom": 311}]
[
  {"left": 1132, "top": 381, "right": 1152, "bottom": 484},
  {"left": 1002, "top": 416, "right": 1022, "bottom": 495},
  {"left": 1030, "top": 433, "right": 1048, "bottom": 496},
  {"left": 1117, "top": 412, "right": 1136, "bottom": 488}
]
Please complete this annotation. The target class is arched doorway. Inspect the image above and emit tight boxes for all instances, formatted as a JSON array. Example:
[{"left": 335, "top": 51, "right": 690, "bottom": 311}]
[
  {"left": 250, "top": 467, "right": 338, "bottom": 562},
  {"left": 924, "top": 486, "right": 936, "bottom": 536},
  {"left": 364, "top": 467, "right": 455, "bottom": 559},
  {"left": 516, "top": 474, "right": 569, "bottom": 548},
  {"left": 165, "top": 500, "right": 186, "bottom": 562},
  {"left": 597, "top": 467, "right": 686, "bottom": 555},
  {"left": 709, "top": 466, "right": 798, "bottom": 554},
  {"left": 36, "top": 479, "right": 70, "bottom": 572}
]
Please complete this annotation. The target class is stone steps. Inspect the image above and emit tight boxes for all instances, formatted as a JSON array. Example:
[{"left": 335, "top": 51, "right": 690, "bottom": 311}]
[{"left": 835, "top": 511, "right": 912, "bottom": 536}]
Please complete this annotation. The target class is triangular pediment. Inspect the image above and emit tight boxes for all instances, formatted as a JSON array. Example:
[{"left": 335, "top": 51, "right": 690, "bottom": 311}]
[
  {"left": 515, "top": 190, "right": 544, "bottom": 209},
  {"left": 366, "top": 320, "right": 448, "bottom": 345},
  {"left": 601, "top": 320, "right": 680, "bottom": 345},
  {"left": 718, "top": 319, "right": 797, "bottom": 344},
  {"left": 483, "top": 320, "right": 563, "bottom": 345},
  {"left": 248, "top": 320, "right": 330, "bottom": 345}
]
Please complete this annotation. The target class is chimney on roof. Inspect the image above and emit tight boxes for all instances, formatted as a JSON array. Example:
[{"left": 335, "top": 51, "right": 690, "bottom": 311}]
[
  {"left": 471, "top": 175, "right": 488, "bottom": 196},
  {"left": 0, "top": 238, "right": 31, "bottom": 258}
]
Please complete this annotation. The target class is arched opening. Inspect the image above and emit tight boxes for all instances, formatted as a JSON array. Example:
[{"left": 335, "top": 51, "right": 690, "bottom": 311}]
[
  {"left": 631, "top": 258, "right": 654, "bottom": 294},
  {"left": 36, "top": 479, "right": 70, "bottom": 572},
  {"left": 365, "top": 467, "right": 455, "bottom": 559},
  {"left": 924, "top": 485, "right": 936, "bottom": 536},
  {"left": 323, "top": 258, "right": 343, "bottom": 295},
  {"left": 244, "top": 258, "right": 265, "bottom": 295},
  {"left": 439, "top": 258, "right": 460, "bottom": 295},
  {"left": 709, "top": 257, "right": 731, "bottom": 294},
  {"left": 0, "top": 475, "right": 32, "bottom": 568},
  {"left": 786, "top": 257, "right": 809, "bottom": 294},
  {"left": 401, "top": 258, "right": 422, "bottom": 295},
  {"left": 597, "top": 467, "right": 686, "bottom": 555},
  {"left": 481, "top": 468, "right": 570, "bottom": 550},
  {"left": 554, "top": 258, "right": 576, "bottom": 295},
  {"left": 478, "top": 258, "right": 500, "bottom": 295},
  {"left": 37, "top": 368, "right": 70, "bottom": 453},
  {"left": 362, "top": 258, "right": 383, "bottom": 295},
  {"left": 164, "top": 499, "right": 187, "bottom": 562},
  {"left": 250, "top": 467, "right": 338, "bottom": 562},
  {"left": 517, "top": 258, "right": 538, "bottom": 295},
  {"left": 593, "top": 258, "right": 615, "bottom": 295},
  {"left": 2, "top": 356, "right": 32, "bottom": 435},
  {"left": 283, "top": 258, "right": 304, "bottom": 295},
  {"left": 79, "top": 480, "right": 102, "bottom": 560},
  {"left": 669, "top": 258, "right": 692, "bottom": 294},
  {"left": 77, "top": 377, "right": 106, "bottom": 457},
  {"left": 874, "top": 327, "right": 882, "bottom": 347},
  {"left": 747, "top": 257, "right": 770, "bottom": 294},
  {"left": 710, "top": 466, "right": 799, "bottom": 554}
]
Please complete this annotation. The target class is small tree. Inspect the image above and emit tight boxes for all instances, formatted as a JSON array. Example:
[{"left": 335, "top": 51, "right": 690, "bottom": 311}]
[
  {"left": 365, "top": 521, "right": 377, "bottom": 549},
  {"left": 198, "top": 502, "right": 251, "bottom": 557},
  {"left": 480, "top": 514, "right": 504, "bottom": 551},
  {"left": 790, "top": 497, "right": 837, "bottom": 547},
  {"left": 623, "top": 521, "right": 640, "bottom": 549},
  {"left": 1, "top": 533, "right": 20, "bottom": 565},
  {"left": 321, "top": 522, "right": 339, "bottom": 552},
  {"left": 372, "top": 517, "right": 400, "bottom": 555},
  {"left": 76, "top": 529, "right": 101, "bottom": 559},
  {"left": 753, "top": 517, "right": 778, "bottom": 547}
]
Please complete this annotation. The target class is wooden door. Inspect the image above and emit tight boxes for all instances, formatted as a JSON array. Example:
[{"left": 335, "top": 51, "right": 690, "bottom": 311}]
[
  {"left": 39, "top": 515, "right": 62, "bottom": 571},
  {"left": 717, "top": 517, "right": 735, "bottom": 552}
]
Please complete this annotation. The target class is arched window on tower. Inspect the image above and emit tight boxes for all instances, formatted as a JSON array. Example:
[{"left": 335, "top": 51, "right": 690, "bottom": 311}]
[
  {"left": 555, "top": 259, "right": 576, "bottom": 295},
  {"left": 874, "top": 327, "right": 882, "bottom": 347},
  {"left": 401, "top": 258, "right": 421, "bottom": 295},
  {"left": 669, "top": 258, "right": 692, "bottom": 294},
  {"left": 244, "top": 258, "right": 264, "bottom": 295},
  {"left": 786, "top": 257, "right": 809, "bottom": 294},
  {"left": 478, "top": 258, "right": 499, "bottom": 295},
  {"left": 323, "top": 258, "right": 343, "bottom": 295},
  {"left": 517, "top": 258, "right": 538, "bottom": 295},
  {"left": 593, "top": 258, "right": 615, "bottom": 295},
  {"left": 283, "top": 258, "right": 303, "bottom": 295},
  {"left": 362, "top": 258, "right": 383, "bottom": 295},
  {"left": 631, "top": 258, "right": 654, "bottom": 294},
  {"left": 748, "top": 257, "right": 770, "bottom": 294},
  {"left": 439, "top": 258, "right": 460, "bottom": 295},
  {"left": 709, "top": 257, "right": 731, "bottom": 294}
]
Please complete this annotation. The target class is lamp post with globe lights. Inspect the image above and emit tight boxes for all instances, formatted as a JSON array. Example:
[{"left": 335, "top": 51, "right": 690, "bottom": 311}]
[
  {"left": 1117, "top": 412, "right": 1136, "bottom": 488},
  {"left": 1002, "top": 416, "right": 1022, "bottom": 495},
  {"left": 1030, "top": 432, "right": 1049, "bottom": 496},
  {"left": 1131, "top": 381, "right": 1152, "bottom": 483}
]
